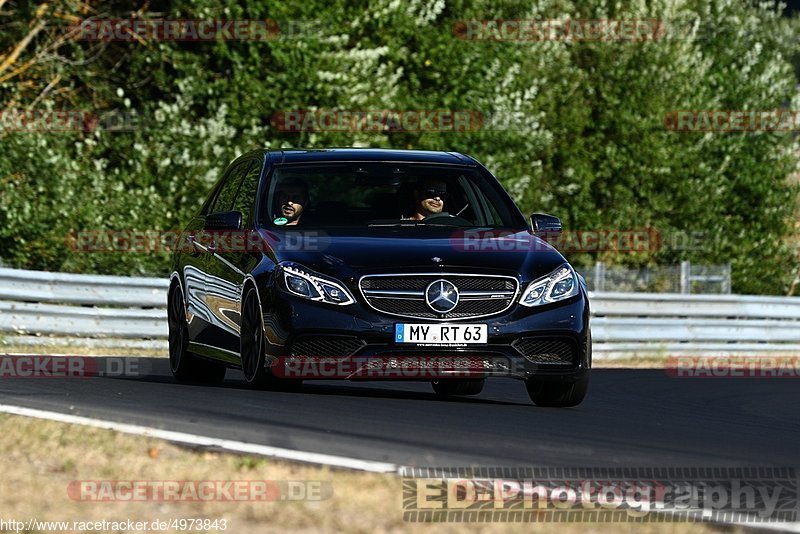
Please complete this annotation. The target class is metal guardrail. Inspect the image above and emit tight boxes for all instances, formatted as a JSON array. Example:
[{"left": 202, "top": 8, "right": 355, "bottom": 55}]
[
  {"left": 0, "top": 267, "right": 167, "bottom": 340},
  {"left": 1, "top": 267, "right": 798, "bottom": 357},
  {"left": 0, "top": 267, "right": 167, "bottom": 307},
  {"left": 590, "top": 292, "right": 800, "bottom": 356}
]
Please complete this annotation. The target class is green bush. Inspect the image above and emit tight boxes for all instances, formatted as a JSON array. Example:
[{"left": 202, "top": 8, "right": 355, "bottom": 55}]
[{"left": 0, "top": 0, "right": 797, "bottom": 293}]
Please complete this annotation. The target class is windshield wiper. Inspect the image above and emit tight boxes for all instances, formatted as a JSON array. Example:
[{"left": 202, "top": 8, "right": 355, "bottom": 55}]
[
  {"left": 368, "top": 221, "right": 463, "bottom": 227},
  {"left": 369, "top": 222, "right": 421, "bottom": 227}
]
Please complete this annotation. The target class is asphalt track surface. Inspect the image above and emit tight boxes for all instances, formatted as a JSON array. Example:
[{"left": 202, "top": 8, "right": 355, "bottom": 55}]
[{"left": 1, "top": 358, "right": 798, "bottom": 468}]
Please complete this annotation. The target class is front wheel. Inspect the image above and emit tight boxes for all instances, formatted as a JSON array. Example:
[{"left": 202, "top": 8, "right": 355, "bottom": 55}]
[
  {"left": 168, "top": 284, "right": 226, "bottom": 384},
  {"left": 240, "top": 286, "right": 302, "bottom": 391}
]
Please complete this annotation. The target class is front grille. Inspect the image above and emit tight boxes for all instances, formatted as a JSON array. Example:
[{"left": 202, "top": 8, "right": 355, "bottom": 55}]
[
  {"left": 359, "top": 273, "right": 518, "bottom": 321},
  {"left": 361, "top": 277, "right": 514, "bottom": 291},
  {"left": 512, "top": 338, "right": 576, "bottom": 365},
  {"left": 289, "top": 336, "right": 365, "bottom": 358}
]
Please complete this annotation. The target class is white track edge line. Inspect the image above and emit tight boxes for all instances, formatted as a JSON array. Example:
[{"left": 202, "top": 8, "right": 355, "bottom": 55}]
[{"left": 0, "top": 403, "right": 399, "bottom": 474}]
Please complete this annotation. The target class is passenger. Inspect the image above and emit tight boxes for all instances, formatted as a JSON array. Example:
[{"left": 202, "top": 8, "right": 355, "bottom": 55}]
[{"left": 274, "top": 179, "right": 309, "bottom": 226}]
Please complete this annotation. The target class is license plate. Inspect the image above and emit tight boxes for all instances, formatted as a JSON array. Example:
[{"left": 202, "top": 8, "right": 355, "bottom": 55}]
[{"left": 395, "top": 324, "right": 487, "bottom": 345}]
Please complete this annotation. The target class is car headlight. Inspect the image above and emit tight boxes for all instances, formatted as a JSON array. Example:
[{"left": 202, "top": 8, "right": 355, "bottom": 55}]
[
  {"left": 519, "top": 264, "right": 579, "bottom": 307},
  {"left": 279, "top": 262, "right": 355, "bottom": 305}
]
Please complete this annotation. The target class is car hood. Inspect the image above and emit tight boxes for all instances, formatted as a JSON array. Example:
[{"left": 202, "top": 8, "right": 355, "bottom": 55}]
[{"left": 259, "top": 227, "right": 568, "bottom": 282}]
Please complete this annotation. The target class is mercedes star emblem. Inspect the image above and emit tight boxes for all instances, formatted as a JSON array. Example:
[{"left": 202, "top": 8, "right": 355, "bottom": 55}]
[{"left": 425, "top": 279, "right": 459, "bottom": 313}]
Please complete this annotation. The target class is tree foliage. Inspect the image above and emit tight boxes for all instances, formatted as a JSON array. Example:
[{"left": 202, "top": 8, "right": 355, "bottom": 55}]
[{"left": 0, "top": 0, "right": 797, "bottom": 293}]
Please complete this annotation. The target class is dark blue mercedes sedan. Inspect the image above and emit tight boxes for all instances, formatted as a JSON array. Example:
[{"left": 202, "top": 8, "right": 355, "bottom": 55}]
[{"left": 168, "top": 148, "right": 590, "bottom": 407}]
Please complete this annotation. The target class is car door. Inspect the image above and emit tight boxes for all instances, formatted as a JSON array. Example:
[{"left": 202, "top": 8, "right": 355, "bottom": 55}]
[
  {"left": 226, "top": 154, "right": 266, "bottom": 284},
  {"left": 181, "top": 170, "right": 232, "bottom": 345},
  {"left": 188, "top": 159, "right": 251, "bottom": 359},
  {"left": 199, "top": 157, "right": 263, "bottom": 359}
]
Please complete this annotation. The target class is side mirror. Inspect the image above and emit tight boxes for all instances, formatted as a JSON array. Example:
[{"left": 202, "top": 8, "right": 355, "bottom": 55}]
[
  {"left": 530, "top": 213, "right": 562, "bottom": 235},
  {"left": 205, "top": 211, "right": 242, "bottom": 231}
]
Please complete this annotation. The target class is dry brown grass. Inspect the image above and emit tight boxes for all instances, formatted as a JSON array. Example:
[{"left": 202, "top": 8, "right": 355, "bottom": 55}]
[
  {"left": 0, "top": 414, "right": 738, "bottom": 533},
  {"left": 0, "top": 341, "right": 166, "bottom": 358}
]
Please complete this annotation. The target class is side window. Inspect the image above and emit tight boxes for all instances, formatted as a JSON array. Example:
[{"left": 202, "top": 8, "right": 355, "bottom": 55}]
[
  {"left": 232, "top": 159, "right": 262, "bottom": 228},
  {"left": 208, "top": 160, "right": 251, "bottom": 214}
]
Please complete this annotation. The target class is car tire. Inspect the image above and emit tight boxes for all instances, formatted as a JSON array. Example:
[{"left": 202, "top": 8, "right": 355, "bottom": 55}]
[
  {"left": 431, "top": 379, "right": 485, "bottom": 397},
  {"left": 168, "top": 284, "right": 226, "bottom": 384},
  {"left": 525, "top": 373, "right": 589, "bottom": 407},
  {"left": 240, "top": 286, "right": 302, "bottom": 391}
]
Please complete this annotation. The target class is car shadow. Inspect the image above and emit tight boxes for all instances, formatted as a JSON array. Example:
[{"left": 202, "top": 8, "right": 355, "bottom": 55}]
[{"left": 105, "top": 357, "right": 530, "bottom": 406}]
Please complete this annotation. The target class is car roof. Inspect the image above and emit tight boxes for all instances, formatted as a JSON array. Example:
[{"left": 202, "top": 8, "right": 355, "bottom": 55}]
[{"left": 261, "top": 148, "right": 476, "bottom": 165}]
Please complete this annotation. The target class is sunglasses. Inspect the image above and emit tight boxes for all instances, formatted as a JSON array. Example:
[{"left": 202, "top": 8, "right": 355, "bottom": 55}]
[
  {"left": 277, "top": 191, "right": 308, "bottom": 203},
  {"left": 420, "top": 188, "right": 449, "bottom": 200}
]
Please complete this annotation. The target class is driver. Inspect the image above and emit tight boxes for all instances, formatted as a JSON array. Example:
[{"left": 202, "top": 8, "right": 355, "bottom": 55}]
[
  {"left": 274, "top": 179, "right": 309, "bottom": 225},
  {"left": 409, "top": 179, "right": 448, "bottom": 220}
]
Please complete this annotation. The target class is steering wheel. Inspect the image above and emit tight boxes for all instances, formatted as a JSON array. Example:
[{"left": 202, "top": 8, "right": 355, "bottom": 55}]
[{"left": 422, "top": 212, "right": 473, "bottom": 226}]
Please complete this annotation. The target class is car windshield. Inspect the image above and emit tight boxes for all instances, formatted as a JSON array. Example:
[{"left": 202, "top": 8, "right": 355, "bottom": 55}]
[{"left": 261, "top": 163, "right": 524, "bottom": 228}]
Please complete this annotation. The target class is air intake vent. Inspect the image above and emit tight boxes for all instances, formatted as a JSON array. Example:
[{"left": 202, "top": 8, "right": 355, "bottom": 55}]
[
  {"left": 512, "top": 338, "right": 576, "bottom": 365},
  {"left": 289, "top": 336, "right": 365, "bottom": 358}
]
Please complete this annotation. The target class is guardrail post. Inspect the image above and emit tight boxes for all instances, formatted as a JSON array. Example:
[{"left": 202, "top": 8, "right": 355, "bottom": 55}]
[
  {"left": 723, "top": 263, "right": 732, "bottom": 294},
  {"left": 594, "top": 262, "right": 605, "bottom": 292},
  {"left": 680, "top": 261, "right": 690, "bottom": 294}
]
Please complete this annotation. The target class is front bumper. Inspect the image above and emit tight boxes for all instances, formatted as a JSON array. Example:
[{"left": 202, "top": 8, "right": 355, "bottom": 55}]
[{"left": 262, "top": 289, "right": 590, "bottom": 381}]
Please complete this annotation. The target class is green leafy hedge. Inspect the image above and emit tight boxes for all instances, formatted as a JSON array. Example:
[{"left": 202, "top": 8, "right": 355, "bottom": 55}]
[{"left": 0, "top": 0, "right": 797, "bottom": 293}]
